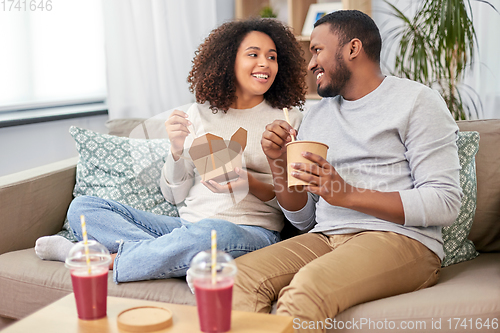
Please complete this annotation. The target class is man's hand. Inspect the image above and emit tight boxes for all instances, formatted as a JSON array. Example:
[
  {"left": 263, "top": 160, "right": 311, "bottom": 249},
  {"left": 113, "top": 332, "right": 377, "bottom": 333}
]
[
  {"left": 290, "top": 151, "right": 352, "bottom": 207},
  {"left": 291, "top": 151, "right": 405, "bottom": 224},
  {"left": 165, "top": 110, "right": 191, "bottom": 161},
  {"left": 261, "top": 120, "right": 297, "bottom": 160}
]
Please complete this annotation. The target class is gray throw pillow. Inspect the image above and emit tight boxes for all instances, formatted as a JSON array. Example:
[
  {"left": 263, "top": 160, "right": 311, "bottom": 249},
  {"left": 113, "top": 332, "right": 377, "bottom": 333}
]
[
  {"left": 58, "top": 126, "right": 178, "bottom": 241},
  {"left": 441, "top": 131, "right": 480, "bottom": 267}
]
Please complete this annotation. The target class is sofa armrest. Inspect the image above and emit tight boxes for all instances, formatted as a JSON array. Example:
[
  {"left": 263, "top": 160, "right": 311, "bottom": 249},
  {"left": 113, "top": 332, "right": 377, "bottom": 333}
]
[{"left": 0, "top": 157, "right": 78, "bottom": 255}]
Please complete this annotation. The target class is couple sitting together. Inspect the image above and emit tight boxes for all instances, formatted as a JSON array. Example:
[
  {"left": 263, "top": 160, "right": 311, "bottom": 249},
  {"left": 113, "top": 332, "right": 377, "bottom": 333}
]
[{"left": 35, "top": 11, "right": 462, "bottom": 332}]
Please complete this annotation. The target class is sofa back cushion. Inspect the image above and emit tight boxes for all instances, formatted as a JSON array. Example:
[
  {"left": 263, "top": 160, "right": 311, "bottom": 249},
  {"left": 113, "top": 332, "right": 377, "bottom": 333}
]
[
  {"left": 457, "top": 120, "right": 500, "bottom": 252},
  {"left": 106, "top": 118, "right": 167, "bottom": 139}
]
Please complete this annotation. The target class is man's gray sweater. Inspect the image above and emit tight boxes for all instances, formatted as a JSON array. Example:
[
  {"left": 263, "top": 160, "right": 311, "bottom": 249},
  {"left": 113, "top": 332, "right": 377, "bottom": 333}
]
[{"left": 283, "top": 76, "right": 462, "bottom": 260}]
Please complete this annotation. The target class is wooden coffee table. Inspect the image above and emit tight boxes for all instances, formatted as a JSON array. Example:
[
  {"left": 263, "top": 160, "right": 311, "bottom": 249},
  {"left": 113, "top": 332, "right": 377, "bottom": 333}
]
[{"left": 3, "top": 293, "right": 293, "bottom": 333}]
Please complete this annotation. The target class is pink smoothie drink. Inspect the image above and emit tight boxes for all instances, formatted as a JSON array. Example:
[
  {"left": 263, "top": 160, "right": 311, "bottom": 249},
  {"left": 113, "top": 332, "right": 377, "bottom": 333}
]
[
  {"left": 194, "top": 277, "right": 234, "bottom": 333},
  {"left": 70, "top": 267, "right": 108, "bottom": 320}
]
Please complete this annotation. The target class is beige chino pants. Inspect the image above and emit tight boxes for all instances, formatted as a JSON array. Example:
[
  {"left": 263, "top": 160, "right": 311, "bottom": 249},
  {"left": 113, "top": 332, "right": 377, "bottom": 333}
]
[{"left": 233, "top": 231, "right": 441, "bottom": 332}]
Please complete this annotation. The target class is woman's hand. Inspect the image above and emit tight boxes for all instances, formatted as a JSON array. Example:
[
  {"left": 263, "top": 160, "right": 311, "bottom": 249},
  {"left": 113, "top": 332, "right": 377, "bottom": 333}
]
[
  {"left": 201, "top": 167, "right": 249, "bottom": 194},
  {"left": 165, "top": 110, "right": 191, "bottom": 160},
  {"left": 202, "top": 167, "right": 276, "bottom": 202}
]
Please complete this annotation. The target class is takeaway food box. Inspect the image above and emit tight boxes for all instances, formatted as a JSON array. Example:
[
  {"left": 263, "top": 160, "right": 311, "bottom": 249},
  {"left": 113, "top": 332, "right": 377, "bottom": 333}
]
[{"left": 188, "top": 127, "right": 247, "bottom": 183}]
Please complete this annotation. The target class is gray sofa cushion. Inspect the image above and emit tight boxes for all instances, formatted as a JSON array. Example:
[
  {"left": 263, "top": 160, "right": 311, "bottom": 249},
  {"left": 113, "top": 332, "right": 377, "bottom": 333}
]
[
  {"left": 0, "top": 249, "right": 195, "bottom": 319},
  {"left": 2, "top": 248, "right": 498, "bottom": 326},
  {"left": 333, "top": 253, "right": 500, "bottom": 333}
]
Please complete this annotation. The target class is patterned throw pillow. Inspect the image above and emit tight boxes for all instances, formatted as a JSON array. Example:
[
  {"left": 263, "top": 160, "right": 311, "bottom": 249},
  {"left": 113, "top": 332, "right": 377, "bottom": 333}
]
[
  {"left": 57, "top": 126, "right": 179, "bottom": 241},
  {"left": 441, "top": 131, "right": 480, "bottom": 267}
]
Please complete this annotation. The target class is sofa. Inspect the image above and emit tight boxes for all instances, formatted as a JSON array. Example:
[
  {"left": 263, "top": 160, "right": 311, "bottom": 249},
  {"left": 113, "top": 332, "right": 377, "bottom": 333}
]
[{"left": 0, "top": 119, "right": 499, "bottom": 332}]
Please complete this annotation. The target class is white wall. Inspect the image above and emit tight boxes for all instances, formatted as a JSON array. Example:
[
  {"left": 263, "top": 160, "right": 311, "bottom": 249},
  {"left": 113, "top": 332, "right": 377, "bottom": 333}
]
[
  {"left": 216, "top": 0, "right": 234, "bottom": 23},
  {"left": 0, "top": 115, "right": 108, "bottom": 177},
  {"left": 3, "top": 0, "right": 495, "bottom": 178},
  {"left": 0, "top": 1, "right": 390, "bottom": 179},
  {"left": 0, "top": 1, "right": 235, "bottom": 178}
]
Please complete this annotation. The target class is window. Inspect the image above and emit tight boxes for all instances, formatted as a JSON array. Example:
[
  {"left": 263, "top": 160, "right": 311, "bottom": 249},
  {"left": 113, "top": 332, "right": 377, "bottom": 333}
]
[{"left": 0, "top": 0, "right": 106, "bottom": 112}]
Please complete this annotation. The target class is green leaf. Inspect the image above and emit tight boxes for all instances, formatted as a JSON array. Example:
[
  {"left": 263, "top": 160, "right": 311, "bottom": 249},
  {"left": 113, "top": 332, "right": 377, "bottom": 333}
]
[{"left": 382, "top": 0, "right": 495, "bottom": 120}]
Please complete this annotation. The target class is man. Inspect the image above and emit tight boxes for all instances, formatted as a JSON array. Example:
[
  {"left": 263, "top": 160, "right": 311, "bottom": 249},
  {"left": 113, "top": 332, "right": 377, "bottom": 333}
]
[{"left": 232, "top": 10, "right": 462, "bottom": 332}]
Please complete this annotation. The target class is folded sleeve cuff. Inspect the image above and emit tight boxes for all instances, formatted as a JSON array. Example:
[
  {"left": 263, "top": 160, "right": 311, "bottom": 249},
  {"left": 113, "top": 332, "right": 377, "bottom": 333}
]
[
  {"left": 164, "top": 153, "right": 189, "bottom": 184},
  {"left": 399, "top": 189, "right": 426, "bottom": 227},
  {"left": 264, "top": 196, "right": 279, "bottom": 210},
  {"left": 278, "top": 195, "right": 316, "bottom": 230}
]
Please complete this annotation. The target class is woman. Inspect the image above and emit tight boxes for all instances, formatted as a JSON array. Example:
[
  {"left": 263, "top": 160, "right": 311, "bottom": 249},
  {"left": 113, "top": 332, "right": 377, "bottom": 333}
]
[{"left": 35, "top": 18, "right": 306, "bottom": 283}]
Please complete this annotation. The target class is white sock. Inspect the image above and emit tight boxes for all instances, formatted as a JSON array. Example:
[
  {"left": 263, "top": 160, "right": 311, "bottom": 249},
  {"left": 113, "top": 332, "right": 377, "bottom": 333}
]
[
  {"left": 35, "top": 235, "right": 75, "bottom": 262},
  {"left": 186, "top": 268, "right": 195, "bottom": 294}
]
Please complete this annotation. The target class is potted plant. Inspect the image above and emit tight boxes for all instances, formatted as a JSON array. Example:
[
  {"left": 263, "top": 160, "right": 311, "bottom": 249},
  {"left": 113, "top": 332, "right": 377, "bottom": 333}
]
[
  {"left": 383, "top": 0, "right": 497, "bottom": 120},
  {"left": 259, "top": 5, "right": 277, "bottom": 18}
]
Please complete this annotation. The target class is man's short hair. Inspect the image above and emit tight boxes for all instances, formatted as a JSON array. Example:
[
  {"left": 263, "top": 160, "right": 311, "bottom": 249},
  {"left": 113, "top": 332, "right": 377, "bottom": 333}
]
[{"left": 314, "top": 10, "right": 382, "bottom": 63}]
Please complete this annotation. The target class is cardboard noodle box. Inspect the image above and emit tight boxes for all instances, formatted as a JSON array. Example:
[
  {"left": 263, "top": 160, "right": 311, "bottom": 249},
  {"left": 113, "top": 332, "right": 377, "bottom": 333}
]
[{"left": 189, "top": 127, "right": 247, "bottom": 183}]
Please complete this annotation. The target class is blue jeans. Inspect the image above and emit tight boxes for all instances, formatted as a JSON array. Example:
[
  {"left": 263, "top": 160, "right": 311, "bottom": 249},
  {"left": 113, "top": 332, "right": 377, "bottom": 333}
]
[{"left": 67, "top": 196, "right": 281, "bottom": 283}]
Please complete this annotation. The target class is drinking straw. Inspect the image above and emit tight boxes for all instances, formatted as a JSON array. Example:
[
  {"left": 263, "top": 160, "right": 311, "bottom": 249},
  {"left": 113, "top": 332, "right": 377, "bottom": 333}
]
[
  {"left": 80, "top": 215, "right": 92, "bottom": 275},
  {"left": 211, "top": 229, "right": 217, "bottom": 285},
  {"left": 283, "top": 108, "right": 295, "bottom": 142}
]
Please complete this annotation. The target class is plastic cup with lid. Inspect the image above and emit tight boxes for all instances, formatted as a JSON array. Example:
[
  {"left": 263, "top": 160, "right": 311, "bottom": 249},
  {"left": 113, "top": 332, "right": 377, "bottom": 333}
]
[
  {"left": 65, "top": 240, "right": 111, "bottom": 320},
  {"left": 190, "top": 250, "right": 237, "bottom": 333}
]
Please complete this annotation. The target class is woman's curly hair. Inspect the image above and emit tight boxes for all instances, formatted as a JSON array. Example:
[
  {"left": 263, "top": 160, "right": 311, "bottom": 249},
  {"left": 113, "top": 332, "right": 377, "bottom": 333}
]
[{"left": 188, "top": 18, "right": 307, "bottom": 113}]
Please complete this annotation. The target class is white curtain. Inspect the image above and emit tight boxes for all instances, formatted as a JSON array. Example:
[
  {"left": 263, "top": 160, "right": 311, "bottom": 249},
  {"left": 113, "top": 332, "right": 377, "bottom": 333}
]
[
  {"left": 102, "top": 0, "right": 220, "bottom": 119},
  {"left": 464, "top": 0, "right": 500, "bottom": 119}
]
